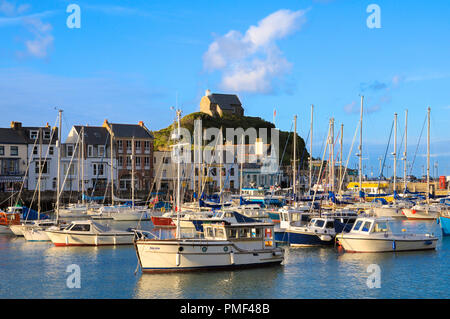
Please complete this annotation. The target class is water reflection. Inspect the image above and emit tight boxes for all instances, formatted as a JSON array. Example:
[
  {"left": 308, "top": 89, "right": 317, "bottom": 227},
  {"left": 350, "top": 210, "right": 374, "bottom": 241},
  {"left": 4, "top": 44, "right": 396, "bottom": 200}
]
[{"left": 134, "top": 265, "right": 284, "bottom": 299}]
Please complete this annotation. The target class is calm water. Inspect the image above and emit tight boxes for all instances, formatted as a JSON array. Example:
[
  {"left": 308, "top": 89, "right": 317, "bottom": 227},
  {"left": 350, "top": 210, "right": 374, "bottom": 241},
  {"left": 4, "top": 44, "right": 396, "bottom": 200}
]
[{"left": 0, "top": 220, "right": 448, "bottom": 299}]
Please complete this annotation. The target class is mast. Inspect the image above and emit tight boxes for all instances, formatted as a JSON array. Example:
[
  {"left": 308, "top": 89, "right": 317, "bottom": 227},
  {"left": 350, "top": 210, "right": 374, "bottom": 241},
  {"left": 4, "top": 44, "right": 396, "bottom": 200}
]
[
  {"left": 339, "top": 123, "right": 343, "bottom": 194},
  {"left": 240, "top": 134, "right": 244, "bottom": 197},
  {"left": 393, "top": 113, "right": 397, "bottom": 199},
  {"left": 309, "top": 105, "right": 313, "bottom": 193},
  {"left": 403, "top": 110, "right": 408, "bottom": 192},
  {"left": 132, "top": 136, "right": 135, "bottom": 210},
  {"left": 110, "top": 125, "right": 114, "bottom": 206},
  {"left": 293, "top": 115, "right": 297, "bottom": 203},
  {"left": 358, "top": 96, "right": 364, "bottom": 200},
  {"left": 38, "top": 128, "right": 42, "bottom": 218},
  {"left": 56, "top": 109, "right": 62, "bottom": 223},
  {"left": 427, "top": 107, "right": 430, "bottom": 205},
  {"left": 330, "top": 118, "right": 335, "bottom": 193},
  {"left": 81, "top": 126, "right": 85, "bottom": 205},
  {"left": 176, "top": 110, "right": 182, "bottom": 239}
]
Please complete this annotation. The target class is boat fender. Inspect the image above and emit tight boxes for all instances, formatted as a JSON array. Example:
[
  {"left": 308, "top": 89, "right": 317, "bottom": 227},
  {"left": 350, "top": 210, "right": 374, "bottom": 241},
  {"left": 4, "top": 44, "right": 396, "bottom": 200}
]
[
  {"left": 392, "top": 240, "right": 396, "bottom": 250},
  {"left": 412, "top": 209, "right": 416, "bottom": 215},
  {"left": 230, "top": 251, "right": 235, "bottom": 265},
  {"left": 176, "top": 253, "right": 181, "bottom": 266}
]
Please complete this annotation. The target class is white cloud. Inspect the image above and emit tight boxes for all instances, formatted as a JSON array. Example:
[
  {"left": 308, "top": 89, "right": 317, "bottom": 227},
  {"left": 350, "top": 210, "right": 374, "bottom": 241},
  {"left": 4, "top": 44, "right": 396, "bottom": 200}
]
[{"left": 203, "top": 9, "right": 308, "bottom": 94}]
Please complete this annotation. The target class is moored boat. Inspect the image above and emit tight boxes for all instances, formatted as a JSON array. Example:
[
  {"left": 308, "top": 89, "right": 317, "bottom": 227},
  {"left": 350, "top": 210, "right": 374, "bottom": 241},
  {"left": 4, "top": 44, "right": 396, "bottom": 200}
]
[
  {"left": 337, "top": 217, "right": 438, "bottom": 253},
  {"left": 45, "top": 220, "right": 134, "bottom": 246},
  {"left": 134, "top": 221, "right": 283, "bottom": 273}
]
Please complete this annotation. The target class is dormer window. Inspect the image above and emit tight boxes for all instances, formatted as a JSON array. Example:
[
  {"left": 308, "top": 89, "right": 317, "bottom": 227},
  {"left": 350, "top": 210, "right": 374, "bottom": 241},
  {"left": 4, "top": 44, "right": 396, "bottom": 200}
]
[
  {"left": 30, "top": 130, "right": 38, "bottom": 139},
  {"left": 44, "top": 131, "right": 51, "bottom": 139},
  {"left": 98, "top": 145, "right": 105, "bottom": 157}
]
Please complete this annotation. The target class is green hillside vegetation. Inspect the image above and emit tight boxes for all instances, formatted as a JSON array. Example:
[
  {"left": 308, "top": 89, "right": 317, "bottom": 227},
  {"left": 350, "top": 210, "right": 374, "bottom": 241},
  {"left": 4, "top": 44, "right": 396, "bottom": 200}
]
[{"left": 152, "top": 112, "right": 309, "bottom": 167}]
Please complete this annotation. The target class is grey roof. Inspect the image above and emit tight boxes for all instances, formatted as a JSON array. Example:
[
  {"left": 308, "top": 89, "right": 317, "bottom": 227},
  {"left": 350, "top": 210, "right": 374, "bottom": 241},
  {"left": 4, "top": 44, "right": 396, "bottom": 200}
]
[
  {"left": 208, "top": 93, "right": 242, "bottom": 110},
  {"left": 73, "top": 126, "right": 110, "bottom": 146},
  {"left": 109, "top": 123, "right": 154, "bottom": 139},
  {"left": 0, "top": 128, "right": 28, "bottom": 144},
  {"left": 22, "top": 126, "right": 58, "bottom": 144}
]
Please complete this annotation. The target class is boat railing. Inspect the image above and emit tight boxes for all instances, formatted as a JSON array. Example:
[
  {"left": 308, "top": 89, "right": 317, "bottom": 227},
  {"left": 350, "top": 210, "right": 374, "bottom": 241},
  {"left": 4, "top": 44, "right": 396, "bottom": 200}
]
[{"left": 132, "top": 229, "right": 161, "bottom": 240}]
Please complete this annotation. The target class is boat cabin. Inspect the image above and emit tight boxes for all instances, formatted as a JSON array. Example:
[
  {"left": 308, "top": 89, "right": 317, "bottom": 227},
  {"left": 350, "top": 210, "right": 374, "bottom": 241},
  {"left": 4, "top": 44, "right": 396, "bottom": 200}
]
[
  {"left": 349, "top": 218, "right": 391, "bottom": 235},
  {"left": 203, "top": 222, "right": 275, "bottom": 249},
  {"left": 279, "top": 210, "right": 311, "bottom": 229}
]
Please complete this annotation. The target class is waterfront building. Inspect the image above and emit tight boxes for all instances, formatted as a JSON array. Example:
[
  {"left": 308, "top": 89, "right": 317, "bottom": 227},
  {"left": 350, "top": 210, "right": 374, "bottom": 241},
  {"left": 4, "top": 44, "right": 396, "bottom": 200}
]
[{"left": 200, "top": 90, "right": 244, "bottom": 117}]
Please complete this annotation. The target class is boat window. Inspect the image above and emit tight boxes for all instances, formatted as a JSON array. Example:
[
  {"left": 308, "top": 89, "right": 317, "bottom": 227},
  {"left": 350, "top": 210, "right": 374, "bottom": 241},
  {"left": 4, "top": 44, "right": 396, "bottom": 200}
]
[
  {"left": 301, "top": 215, "right": 310, "bottom": 222},
  {"left": 374, "top": 222, "right": 388, "bottom": 232},
  {"left": 228, "top": 229, "right": 238, "bottom": 238},
  {"left": 325, "top": 221, "right": 334, "bottom": 229},
  {"left": 292, "top": 213, "right": 301, "bottom": 222},
  {"left": 205, "top": 227, "right": 214, "bottom": 238},
  {"left": 239, "top": 228, "right": 250, "bottom": 238},
  {"left": 70, "top": 224, "right": 90, "bottom": 232},
  {"left": 352, "top": 220, "right": 363, "bottom": 231},
  {"left": 215, "top": 228, "right": 225, "bottom": 239},
  {"left": 314, "top": 220, "right": 325, "bottom": 228},
  {"left": 362, "top": 221, "right": 372, "bottom": 232}
]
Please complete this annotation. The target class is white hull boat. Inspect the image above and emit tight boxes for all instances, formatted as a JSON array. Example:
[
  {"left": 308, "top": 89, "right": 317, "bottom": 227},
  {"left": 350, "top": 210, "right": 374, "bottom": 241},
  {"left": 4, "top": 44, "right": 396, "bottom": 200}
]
[
  {"left": 45, "top": 220, "right": 134, "bottom": 246},
  {"left": 337, "top": 217, "right": 438, "bottom": 253},
  {"left": 135, "top": 222, "right": 283, "bottom": 273},
  {"left": 402, "top": 205, "right": 441, "bottom": 220},
  {"left": 21, "top": 221, "right": 62, "bottom": 242}
]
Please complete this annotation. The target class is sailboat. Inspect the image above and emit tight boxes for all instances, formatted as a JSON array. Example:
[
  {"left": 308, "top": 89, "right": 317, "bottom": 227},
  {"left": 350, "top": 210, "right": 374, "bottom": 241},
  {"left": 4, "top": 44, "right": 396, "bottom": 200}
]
[
  {"left": 134, "top": 109, "right": 284, "bottom": 272},
  {"left": 402, "top": 107, "right": 440, "bottom": 220}
]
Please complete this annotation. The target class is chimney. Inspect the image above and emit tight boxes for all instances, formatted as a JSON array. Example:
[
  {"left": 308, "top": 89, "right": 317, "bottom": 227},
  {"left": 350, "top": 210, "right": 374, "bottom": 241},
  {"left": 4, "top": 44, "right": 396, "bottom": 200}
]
[
  {"left": 205, "top": 89, "right": 211, "bottom": 96},
  {"left": 138, "top": 121, "right": 144, "bottom": 127},
  {"left": 45, "top": 122, "right": 50, "bottom": 128},
  {"left": 10, "top": 121, "right": 22, "bottom": 130}
]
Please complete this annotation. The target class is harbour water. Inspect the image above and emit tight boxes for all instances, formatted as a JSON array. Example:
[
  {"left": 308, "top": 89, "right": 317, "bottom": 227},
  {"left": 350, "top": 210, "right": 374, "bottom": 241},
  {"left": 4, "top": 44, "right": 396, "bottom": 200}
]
[{"left": 0, "top": 220, "right": 448, "bottom": 299}]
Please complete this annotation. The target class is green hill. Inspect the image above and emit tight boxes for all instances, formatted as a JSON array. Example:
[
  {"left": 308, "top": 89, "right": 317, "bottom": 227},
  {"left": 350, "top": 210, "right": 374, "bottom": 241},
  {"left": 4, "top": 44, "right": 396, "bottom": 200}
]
[{"left": 152, "top": 112, "right": 309, "bottom": 167}]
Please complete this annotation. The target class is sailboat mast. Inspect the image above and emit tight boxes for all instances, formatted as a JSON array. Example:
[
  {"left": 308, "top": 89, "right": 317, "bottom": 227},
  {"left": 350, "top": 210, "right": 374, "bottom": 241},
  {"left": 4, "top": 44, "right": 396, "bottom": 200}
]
[
  {"left": 176, "top": 110, "right": 182, "bottom": 239},
  {"left": 56, "top": 109, "right": 62, "bottom": 223},
  {"left": 309, "top": 105, "right": 313, "bottom": 193},
  {"left": 393, "top": 113, "right": 397, "bottom": 197},
  {"left": 330, "top": 118, "right": 335, "bottom": 193},
  {"left": 293, "top": 115, "right": 297, "bottom": 202},
  {"left": 427, "top": 107, "right": 430, "bottom": 204},
  {"left": 240, "top": 134, "right": 244, "bottom": 197},
  {"left": 110, "top": 125, "right": 114, "bottom": 206},
  {"left": 339, "top": 123, "right": 343, "bottom": 194},
  {"left": 38, "top": 128, "right": 42, "bottom": 218},
  {"left": 81, "top": 126, "right": 85, "bottom": 205},
  {"left": 132, "top": 136, "right": 135, "bottom": 210},
  {"left": 359, "top": 96, "right": 364, "bottom": 200},
  {"left": 404, "top": 110, "right": 408, "bottom": 192}
]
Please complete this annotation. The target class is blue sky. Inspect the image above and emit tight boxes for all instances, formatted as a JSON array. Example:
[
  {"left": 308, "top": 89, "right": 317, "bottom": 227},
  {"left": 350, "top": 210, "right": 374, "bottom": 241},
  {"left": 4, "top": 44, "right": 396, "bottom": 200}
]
[{"left": 1, "top": 0, "right": 449, "bottom": 177}]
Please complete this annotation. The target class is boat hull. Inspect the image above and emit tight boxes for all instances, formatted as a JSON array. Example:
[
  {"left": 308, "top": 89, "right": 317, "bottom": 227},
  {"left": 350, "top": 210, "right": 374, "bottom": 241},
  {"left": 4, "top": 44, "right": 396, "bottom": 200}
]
[
  {"left": 373, "top": 207, "right": 406, "bottom": 218},
  {"left": 439, "top": 216, "right": 450, "bottom": 236},
  {"left": 402, "top": 208, "right": 439, "bottom": 220},
  {"left": 22, "top": 228, "right": 51, "bottom": 241},
  {"left": 9, "top": 224, "right": 26, "bottom": 236},
  {"left": 338, "top": 237, "right": 437, "bottom": 253},
  {"left": 285, "top": 230, "right": 334, "bottom": 247},
  {"left": 46, "top": 231, "right": 134, "bottom": 246},
  {"left": 0, "top": 225, "right": 13, "bottom": 234},
  {"left": 135, "top": 240, "right": 283, "bottom": 273}
]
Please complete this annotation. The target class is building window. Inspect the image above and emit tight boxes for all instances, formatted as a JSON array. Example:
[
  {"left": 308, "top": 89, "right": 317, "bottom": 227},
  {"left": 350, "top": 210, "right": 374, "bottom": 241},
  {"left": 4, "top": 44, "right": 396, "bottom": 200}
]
[
  {"left": 163, "top": 157, "right": 170, "bottom": 164},
  {"left": 144, "top": 141, "right": 150, "bottom": 152},
  {"left": 35, "top": 161, "right": 48, "bottom": 174},
  {"left": 33, "top": 146, "right": 38, "bottom": 155},
  {"left": 118, "top": 157, "right": 123, "bottom": 167},
  {"left": 144, "top": 157, "right": 150, "bottom": 167},
  {"left": 126, "top": 157, "right": 131, "bottom": 167},
  {"left": 30, "top": 130, "right": 38, "bottom": 140},
  {"left": 88, "top": 145, "right": 93, "bottom": 157},
  {"left": 98, "top": 145, "right": 105, "bottom": 157},
  {"left": 49, "top": 146, "right": 54, "bottom": 155},
  {"left": 230, "top": 167, "right": 235, "bottom": 176},
  {"left": 126, "top": 141, "right": 131, "bottom": 153},
  {"left": 117, "top": 140, "right": 123, "bottom": 153},
  {"left": 44, "top": 131, "right": 51, "bottom": 139},
  {"left": 135, "top": 141, "right": 141, "bottom": 150},
  {"left": 10, "top": 146, "right": 18, "bottom": 156},
  {"left": 0, "top": 146, "right": 4, "bottom": 155},
  {"left": 135, "top": 157, "right": 141, "bottom": 167},
  {"left": 93, "top": 163, "right": 104, "bottom": 176},
  {"left": 66, "top": 145, "right": 74, "bottom": 157}
]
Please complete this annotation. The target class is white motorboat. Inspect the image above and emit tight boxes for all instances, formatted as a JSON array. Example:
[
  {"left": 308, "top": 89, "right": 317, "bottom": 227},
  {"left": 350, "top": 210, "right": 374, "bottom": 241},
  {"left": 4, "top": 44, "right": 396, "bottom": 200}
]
[
  {"left": 45, "top": 220, "right": 134, "bottom": 246},
  {"left": 87, "top": 205, "right": 153, "bottom": 221},
  {"left": 402, "top": 204, "right": 442, "bottom": 220},
  {"left": 337, "top": 217, "right": 438, "bottom": 253},
  {"left": 21, "top": 220, "right": 63, "bottom": 241},
  {"left": 134, "top": 221, "right": 283, "bottom": 273}
]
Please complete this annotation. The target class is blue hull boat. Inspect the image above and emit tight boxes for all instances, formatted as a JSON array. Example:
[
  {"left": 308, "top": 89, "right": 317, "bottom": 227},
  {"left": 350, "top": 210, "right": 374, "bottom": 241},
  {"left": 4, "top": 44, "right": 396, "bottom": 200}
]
[{"left": 438, "top": 215, "right": 450, "bottom": 236}]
